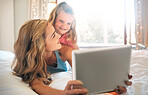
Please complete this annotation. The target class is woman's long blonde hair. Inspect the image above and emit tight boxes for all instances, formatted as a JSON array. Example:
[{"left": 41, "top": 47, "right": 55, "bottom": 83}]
[
  {"left": 48, "top": 2, "right": 77, "bottom": 44},
  {"left": 12, "top": 19, "right": 50, "bottom": 83}
]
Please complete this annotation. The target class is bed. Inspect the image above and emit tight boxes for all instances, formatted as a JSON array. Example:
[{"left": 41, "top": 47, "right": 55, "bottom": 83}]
[{"left": 0, "top": 49, "right": 148, "bottom": 95}]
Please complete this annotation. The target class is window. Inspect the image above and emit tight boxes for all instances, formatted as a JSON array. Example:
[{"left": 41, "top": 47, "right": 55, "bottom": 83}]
[
  {"left": 48, "top": 0, "right": 136, "bottom": 47},
  {"left": 65, "top": 0, "right": 126, "bottom": 47},
  {"left": 47, "top": 0, "right": 57, "bottom": 16}
]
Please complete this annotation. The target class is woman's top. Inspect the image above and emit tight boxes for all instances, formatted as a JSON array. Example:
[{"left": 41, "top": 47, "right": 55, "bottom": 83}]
[{"left": 47, "top": 50, "right": 67, "bottom": 74}]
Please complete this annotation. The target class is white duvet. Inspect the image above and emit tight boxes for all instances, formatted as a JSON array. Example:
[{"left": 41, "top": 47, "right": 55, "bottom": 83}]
[
  {"left": 0, "top": 51, "right": 72, "bottom": 95},
  {"left": 0, "top": 50, "right": 148, "bottom": 95}
]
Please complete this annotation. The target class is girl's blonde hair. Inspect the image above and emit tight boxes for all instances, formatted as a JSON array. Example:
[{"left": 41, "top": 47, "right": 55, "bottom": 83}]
[
  {"left": 12, "top": 19, "right": 51, "bottom": 83},
  {"left": 48, "top": 2, "right": 77, "bottom": 44}
]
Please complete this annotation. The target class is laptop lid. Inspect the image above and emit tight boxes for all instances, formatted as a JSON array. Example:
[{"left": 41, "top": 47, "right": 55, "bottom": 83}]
[{"left": 72, "top": 45, "right": 132, "bottom": 94}]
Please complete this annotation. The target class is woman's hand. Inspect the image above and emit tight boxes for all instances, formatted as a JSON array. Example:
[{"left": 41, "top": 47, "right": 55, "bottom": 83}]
[
  {"left": 114, "top": 74, "right": 133, "bottom": 94},
  {"left": 62, "top": 80, "right": 88, "bottom": 95},
  {"left": 125, "top": 74, "right": 132, "bottom": 86}
]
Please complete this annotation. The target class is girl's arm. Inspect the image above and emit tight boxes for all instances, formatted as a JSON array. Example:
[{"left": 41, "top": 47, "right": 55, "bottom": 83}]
[
  {"left": 58, "top": 44, "right": 73, "bottom": 67},
  {"left": 47, "top": 44, "right": 78, "bottom": 67},
  {"left": 73, "top": 43, "right": 79, "bottom": 50}
]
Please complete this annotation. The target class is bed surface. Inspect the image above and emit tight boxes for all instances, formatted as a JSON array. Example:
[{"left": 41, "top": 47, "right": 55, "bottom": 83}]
[
  {"left": 0, "top": 50, "right": 148, "bottom": 95},
  {"left": 127, "top": 50, "right": 148, "bottom": 95}
]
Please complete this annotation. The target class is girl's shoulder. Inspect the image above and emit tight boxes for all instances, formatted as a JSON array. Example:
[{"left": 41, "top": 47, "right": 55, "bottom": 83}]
[
  {"left": 58, "top": 44, "right": 73, "bottom": 54},
  {"left": 59, "top": 33, "right": 75, "bottom": 48}
]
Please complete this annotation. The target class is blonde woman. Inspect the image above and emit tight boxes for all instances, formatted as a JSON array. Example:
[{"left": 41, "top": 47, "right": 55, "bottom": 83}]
[
  {"left": 12, "top": 19, "right": 88, "bottom": 95},
  {"left": 12, "top": 19, "right": 131, "bottom": 95}
]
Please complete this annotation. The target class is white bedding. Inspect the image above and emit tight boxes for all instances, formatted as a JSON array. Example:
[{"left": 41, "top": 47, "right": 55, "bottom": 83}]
[
  {"left": 0, "top": 51, "right": 72, "bottom": 95},
  {"left": 127, "top": 50, "right": 148, "bottom": 95},
  {"left": 0, "top": 50, "right": 148, "bottom": 95}
]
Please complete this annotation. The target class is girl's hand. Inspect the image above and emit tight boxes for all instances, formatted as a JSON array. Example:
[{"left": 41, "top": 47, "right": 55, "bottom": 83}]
[{"left": 63, "top": 80, "right": 88, "bottom": 95}]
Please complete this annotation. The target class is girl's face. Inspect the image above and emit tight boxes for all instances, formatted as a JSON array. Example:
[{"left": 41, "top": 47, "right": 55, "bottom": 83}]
[
  {"left": 45, "top": 23, "right": 61, "bottom": 52},
  {"left": 54, "top": 11, "right": 74, "bottom": 35}
]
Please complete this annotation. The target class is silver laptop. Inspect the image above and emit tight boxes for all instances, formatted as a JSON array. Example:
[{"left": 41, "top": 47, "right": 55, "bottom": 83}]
[{"left": 72, "top": 45, "right": 132, "bottom": 94}]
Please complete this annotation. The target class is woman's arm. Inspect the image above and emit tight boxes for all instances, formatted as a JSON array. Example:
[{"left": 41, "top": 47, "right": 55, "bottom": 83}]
[
  {"left": 30, "top": 78, "right": 88, "bottom": 95},
  {"left": 30, "top": 78, "right": 63, "bottom": 95}
]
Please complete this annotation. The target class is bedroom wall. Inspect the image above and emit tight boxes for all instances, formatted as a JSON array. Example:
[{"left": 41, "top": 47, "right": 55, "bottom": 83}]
[
  {"left": 0, "top": 0, "right": 14, "bottom": 52},
  {"left": 14, "top": 0, "right": 29, "bottom": 42},
  {"left": 0, "top": 0, "right": 29, "bottom": 52}
]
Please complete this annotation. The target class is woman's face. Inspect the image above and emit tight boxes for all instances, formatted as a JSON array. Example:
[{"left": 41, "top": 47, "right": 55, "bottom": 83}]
[
  {"left": 54, "top": 11, "right": 74, "bottom": 35},
  {"left": 45, "top": 23, "right": 61, "bottom": 52}
]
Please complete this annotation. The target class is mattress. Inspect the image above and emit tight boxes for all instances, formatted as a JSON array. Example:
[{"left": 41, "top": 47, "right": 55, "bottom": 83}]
[{"left": 0, "top": 50, "right": 148, "bottom": 95}]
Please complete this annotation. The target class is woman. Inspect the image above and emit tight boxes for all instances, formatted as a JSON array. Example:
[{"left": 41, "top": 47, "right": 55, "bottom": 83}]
[
  {"left": 11, "top": 19, "right": 131, "bottom": 95},
  {"left": 11, "top": 19, "right": 88, "bottom": 95}
]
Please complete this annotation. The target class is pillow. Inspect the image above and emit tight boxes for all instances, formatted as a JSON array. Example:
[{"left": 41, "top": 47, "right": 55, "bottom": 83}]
[
  {"left": 0, "top": 62, "right": 37, "bottom": 95},
  {"left": 0, "top": 51, "right": 15, "bottom": 62},
  {"left": 0, "top": 51, "right": 72, "bottom": 95}
]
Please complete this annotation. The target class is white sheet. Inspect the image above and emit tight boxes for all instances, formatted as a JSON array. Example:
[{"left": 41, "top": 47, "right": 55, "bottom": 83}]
[
  {"left": 0, "top": 51, "right": 37, "bottom": 95},
  {"left": 0, "top": 50, "right": 148, "bottom": 95},
  {"left": 0, "top": 51, "right": 72, "bottom": 95},
  {"left": 126, "top": 50, "right": 148, "bottom": 95}
]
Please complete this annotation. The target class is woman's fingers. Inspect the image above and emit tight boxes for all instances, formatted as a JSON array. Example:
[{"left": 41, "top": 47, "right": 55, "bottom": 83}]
[
  {"left": 65, "top": 88, "right": 88, "bottom": 95},
  {"left": 128, "top": 74, "right": 133, "bottom": 79},
  {"left": 114, "top": 75, "right": 132, "bottom": 94},
  {"left": 118, "top": 86, "right": 127, "bottom": 92},
  {"left": 125, "top": 80, "right": 132, "bottom": 86},
  {"left": 64, "top": 80, "right": 88, "bottom": 95},
  {"left": 65, "top": 80, "right": 83, "bottom": 90},
  {"left": 114, "top": 86, "right": 127, "bottom": 94}
]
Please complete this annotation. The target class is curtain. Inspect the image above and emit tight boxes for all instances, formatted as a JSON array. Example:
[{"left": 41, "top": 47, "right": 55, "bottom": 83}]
[
  {"left": 134, "top": 0, "right": 148, "bottom": 49},
  {"left": 143, "top": 0, "right": 148, "bottom": 47},
  {"left": 127, "top": 0, "right": 148, "bottom": 49},
  {"left": 28, "top": 0, "right": 50, "bottom": 19}
]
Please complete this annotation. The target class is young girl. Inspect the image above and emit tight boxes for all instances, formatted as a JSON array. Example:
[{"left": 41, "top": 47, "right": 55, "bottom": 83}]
[
  {"left": 46, "top": 2, "right": 78, "bottom": 70},
  {"left": 12, "top": 19, "right": 88, "bottom": 95},
  {"left": 48, "top": 2, "right": 78, "bottom": 49}
]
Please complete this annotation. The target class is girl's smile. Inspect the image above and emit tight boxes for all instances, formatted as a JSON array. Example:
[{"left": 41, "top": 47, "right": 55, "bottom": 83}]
[{"left": 54, "top": 10, "right": 74, "bottom": 35}]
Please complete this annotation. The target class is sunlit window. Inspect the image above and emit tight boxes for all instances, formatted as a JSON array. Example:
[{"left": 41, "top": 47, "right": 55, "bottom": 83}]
[
  {"left": 64, "top": 0, "right": 126, "bottom": 47},
  {"left": 48, "top": 0, "right": 136, "bottom": 47},
  {"left": 47, "top": 1, "right": 56, "bottom": 16}
]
